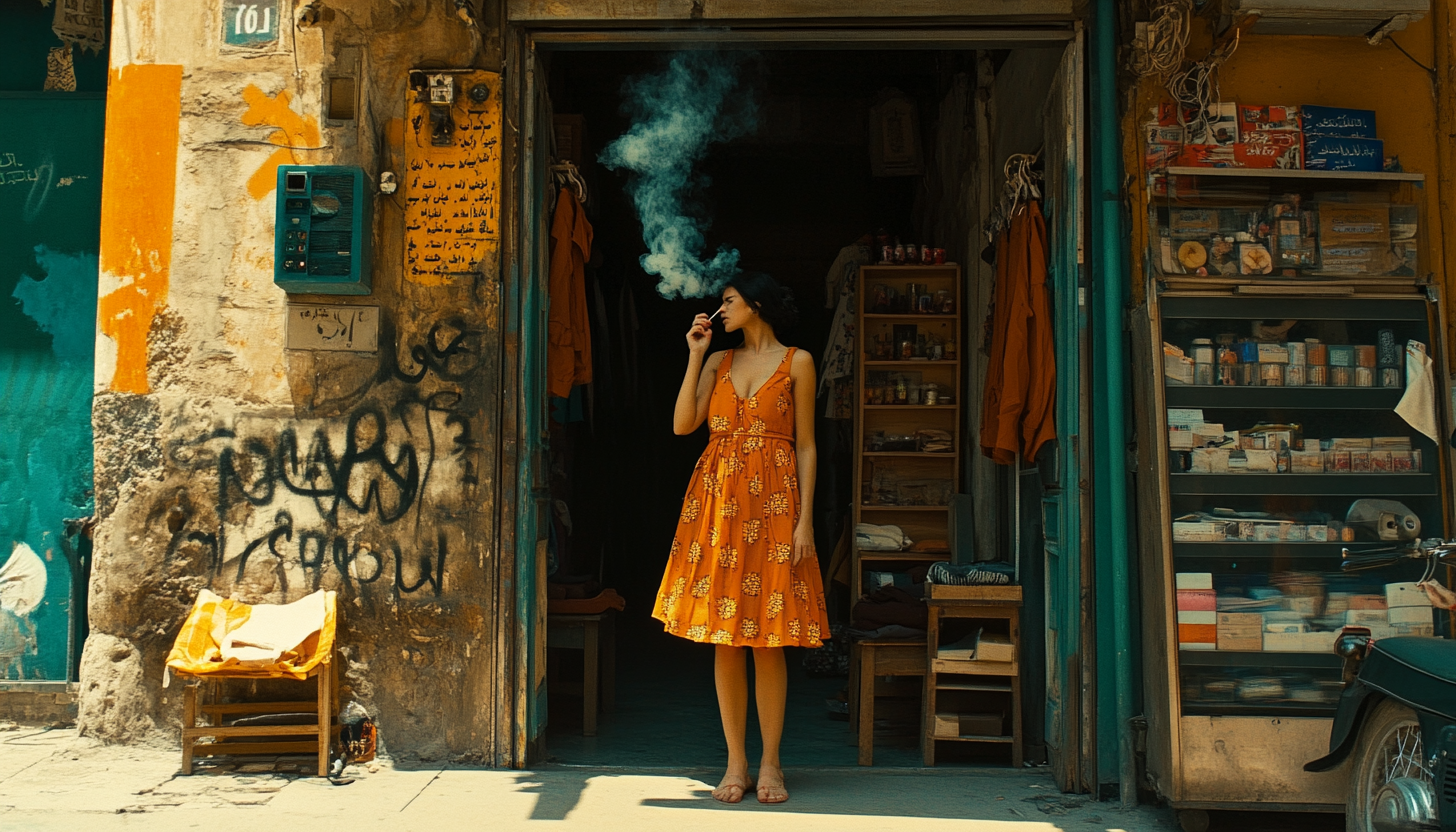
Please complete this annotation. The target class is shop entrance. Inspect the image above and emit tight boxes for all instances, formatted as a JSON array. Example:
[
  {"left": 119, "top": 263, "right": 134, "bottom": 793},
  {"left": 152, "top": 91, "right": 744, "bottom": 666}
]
[{"left": 507, "top": 29, "right": 1087, "bottom": 776}]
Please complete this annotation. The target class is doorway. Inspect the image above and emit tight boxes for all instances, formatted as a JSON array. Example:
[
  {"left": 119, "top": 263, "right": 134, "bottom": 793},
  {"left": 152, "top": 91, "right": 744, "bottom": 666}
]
[{"left": 510, "top": 31, "right": 1085, "bottom": 773}]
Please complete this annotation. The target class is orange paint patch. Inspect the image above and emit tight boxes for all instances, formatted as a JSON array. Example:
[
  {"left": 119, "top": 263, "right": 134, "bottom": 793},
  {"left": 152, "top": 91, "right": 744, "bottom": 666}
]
[
  {"left": 98, "top": 64, "right": 182, "bottom": 395},
  {"left": 241, "top": 85, "right": 321, "bottom": 200}
]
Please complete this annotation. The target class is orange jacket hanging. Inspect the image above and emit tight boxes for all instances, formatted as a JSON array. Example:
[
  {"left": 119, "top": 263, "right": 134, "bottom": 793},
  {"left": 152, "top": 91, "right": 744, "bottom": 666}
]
[
  {"left": 548, "top": 187, "right": 594, "bottom": 399},
  {"left": 980, "top": 200, "right": 1056, "bottom": 465}
]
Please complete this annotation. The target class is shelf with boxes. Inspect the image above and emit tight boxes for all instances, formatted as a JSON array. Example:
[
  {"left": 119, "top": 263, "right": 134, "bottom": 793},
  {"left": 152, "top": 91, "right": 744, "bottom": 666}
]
[
  {"left": 1147, "top": 163, "right": 1424, "bottom": 292},
  {"left": 1145, "top": 291, "right": 1452, "bottom": 728}
]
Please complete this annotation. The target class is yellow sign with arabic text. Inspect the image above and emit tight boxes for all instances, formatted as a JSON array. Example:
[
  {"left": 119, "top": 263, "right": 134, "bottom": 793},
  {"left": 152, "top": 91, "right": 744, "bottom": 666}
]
[{"left": 404, "top": 71, "right": 501, "bottom": 287}]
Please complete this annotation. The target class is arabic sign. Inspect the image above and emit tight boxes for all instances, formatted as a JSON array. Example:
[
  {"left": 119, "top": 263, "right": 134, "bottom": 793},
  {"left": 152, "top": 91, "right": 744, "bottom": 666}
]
[
  {"left": 222, "top": 0, "right": 281, "bottom": 48},
  {"left": 403, "top": 70, "right": 502, "bottom": 287},
  {"left": 285, "top": 304, "right": 379, "bottom": 352}
]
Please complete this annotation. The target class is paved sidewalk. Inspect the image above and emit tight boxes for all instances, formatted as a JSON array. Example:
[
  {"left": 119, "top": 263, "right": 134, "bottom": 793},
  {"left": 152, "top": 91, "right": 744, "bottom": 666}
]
[{"left": 0, "top": 726, "right": 1179, "bottom": 831}]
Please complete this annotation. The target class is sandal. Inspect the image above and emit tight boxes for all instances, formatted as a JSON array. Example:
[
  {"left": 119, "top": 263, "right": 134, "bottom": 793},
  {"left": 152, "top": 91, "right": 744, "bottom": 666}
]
[
  {"left": 756, "top": 777, "right": 788, "bottom": 804},
  {"left": 712, "top": 776, "right": 755, "bottom": 804}
]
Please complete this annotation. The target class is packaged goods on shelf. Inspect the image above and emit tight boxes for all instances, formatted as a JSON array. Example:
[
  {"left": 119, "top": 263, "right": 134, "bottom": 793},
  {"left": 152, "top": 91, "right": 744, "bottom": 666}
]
[
  {"left": 974, "top": 630, "right": 1015, "bottom": 663},
  {"left": 1176, "top": 572, "right": 1214, "bottom": 590},
  {"left": 1237, "top": 105, "right": 1303, "bottom": 169},
  {"left": 1385, "top": 581, "right": 1431, "bottom": 608},
  {"left": 1216, "top": 612, "right": 1264, "bottom": 650},
  {"left": 1177, "top": 588, "right": 1217, "bottom": 611},
  {"left": 1173, "top": 519, "right": 1233, "bottom": 541},
  {"left": 1304, "top": 135, "right": 1384, "bottom": 172},
  {"left": 1164, "top": 349, "right": 1194, "bottom": 384},
  {"left": 1190, "top": 447, "right": 1230, "bottom": 473},
  {"left": 1348, "top": 594, "right": 1387, "bottom": 610},
  {"left": 1387, "top": 605, "right": 1433, "bottom": 626},
  {"left": 1345, "top": 609, "right": 1387, "bottom": 626},
  {"left": 1300, "top": 105, "right": 1377, "bottom": 138}
]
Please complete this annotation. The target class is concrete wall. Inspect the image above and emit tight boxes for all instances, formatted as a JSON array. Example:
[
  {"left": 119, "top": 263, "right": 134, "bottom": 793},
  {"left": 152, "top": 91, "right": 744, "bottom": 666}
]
[{"left": 81, "top": 0, "right": 514, "bottom": 762}]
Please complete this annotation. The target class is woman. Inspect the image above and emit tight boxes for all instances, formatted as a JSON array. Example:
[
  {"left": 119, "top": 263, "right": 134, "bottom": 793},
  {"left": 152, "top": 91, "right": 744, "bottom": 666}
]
[{"left": 651, "top": 273, "right": 831, "bottom": 805}]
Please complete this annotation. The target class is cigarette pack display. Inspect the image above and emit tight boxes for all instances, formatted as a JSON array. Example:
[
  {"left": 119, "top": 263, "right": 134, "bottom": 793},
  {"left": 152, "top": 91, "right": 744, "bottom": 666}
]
[
  {"left": 1177, "top": 589, "right": 1217, "bottom": 610},
  {"left": 1319, "top": 203, "right": 1391, "bottom": 244},
  {"left": 1286, "top": 524, "right": 1308, "bottom": 541},
  {"left": 1171, "top": 209, "right": 1221, "bottom": 237},
  {"left": 1176, "top": 572, "right": 1214, "bottom": 590},
  {"left": 1178, "top": 623, "right": 1218, "bottom": 645},
  {"left": 1327, "top": 346, "right": 1356, "bottom": 367},
  {"left": 1235, "top": 142, "right": 1296, "bottom": 169},
  {"left": 1386, "top": 582, "right": 1430, "bottom": 609},
  {"left": 1304, "top": 135, "right": 1384, "bottom": 172},
  {"left": 1388, "top": 605, "right": 1433, "bottom": 626},
  {"left": 1300, "top": 105, "right": 1377, "bottom": 138},
  {"left": 1349, "top": 594, "right": 1387, "bottom": 610},
  {"left": 1189, "top": 448, "right": 1229, "bottom": 473},
  {"left": 1173, "top": 522, "right": 1228, "bottom": 542},
  {"left": 1265, "top": 620, "right": 1310, "bottom": 634},
  {"left": 1308, "top": 524, "right": 1330, "bottom": 541},
  {"left": 1370, "top": 450, "right": 1393, "bottom": 472},
  {"left": 1239, "top": 105, "right": 1301, "bottom": 136},
  {"left": 1244, "top": 449, "right": 1279, "bottom": 472},
  {"left": 1350, "top": 451, "right": 1371, "bottom": 472},
  {"left": 1169, "top": 427, "right": 1194, "bottom": 450},
  {"left": 1345, "top": 609, "right": 1388, "bottom": 626},
  {"left": 1290, "top": 451, "right": 1324, "bottom": 473}
]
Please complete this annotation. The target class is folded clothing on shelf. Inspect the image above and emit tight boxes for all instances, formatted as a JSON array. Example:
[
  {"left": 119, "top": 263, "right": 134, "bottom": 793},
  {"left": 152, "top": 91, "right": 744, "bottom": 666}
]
[
  {"left": 927, "top": 561, "right": 1015, "bottom": 586},
  {"left": 856, "top": 523, "right": 912, "bottom": 551}
]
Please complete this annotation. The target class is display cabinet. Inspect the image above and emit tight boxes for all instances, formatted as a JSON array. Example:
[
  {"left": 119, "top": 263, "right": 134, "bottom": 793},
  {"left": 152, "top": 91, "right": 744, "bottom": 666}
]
[
  {"left": 851, "top": 263, "right": 962, "bottom": 602},
  {"left": 1136, "top": 289, "right": 1454, "bottom": 817},
  {"left": 1134, "top": 167, "right": 1453, "bottom": 823},
  {"left": 1149, "top": 167, "right": 1426, "bottom": 294}
]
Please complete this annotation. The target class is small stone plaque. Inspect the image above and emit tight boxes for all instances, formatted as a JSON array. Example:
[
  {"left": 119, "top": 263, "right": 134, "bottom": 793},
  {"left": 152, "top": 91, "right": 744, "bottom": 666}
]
[{"left": 286, "top": 304, "right": 379, "bottom": 352}]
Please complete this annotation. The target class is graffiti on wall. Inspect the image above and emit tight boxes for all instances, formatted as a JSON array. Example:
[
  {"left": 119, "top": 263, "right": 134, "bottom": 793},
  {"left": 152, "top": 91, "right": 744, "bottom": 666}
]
[{"left": 153, "top": 319, "right": 487, "bottom": 602}]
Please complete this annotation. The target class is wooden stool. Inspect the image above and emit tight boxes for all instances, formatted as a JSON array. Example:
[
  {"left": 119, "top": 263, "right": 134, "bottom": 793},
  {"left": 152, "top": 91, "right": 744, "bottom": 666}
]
[
  {"left": 923, "top": 585, "right": 1023, "bottom": 767},
  {"left": 546, "top": 612, "right": 616, "bottom": 736},
  {"left": 849, "top": 639, "right": 926, "bottom": 766},
  {"left": 179, "top": 651, "right": 336, "bottom": 777}
]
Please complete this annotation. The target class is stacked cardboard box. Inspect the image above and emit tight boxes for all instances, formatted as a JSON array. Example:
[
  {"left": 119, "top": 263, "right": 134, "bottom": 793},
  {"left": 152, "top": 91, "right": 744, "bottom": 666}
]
[
  {"left": 1237, "top": 105, "right": 1302, "bottom": 169},
  {"left": 1301, "top": 105, "right": 1382, "bottom": 172},
  {"left": 1176, "top": 573, "right": 1216, "bottom": 650}
]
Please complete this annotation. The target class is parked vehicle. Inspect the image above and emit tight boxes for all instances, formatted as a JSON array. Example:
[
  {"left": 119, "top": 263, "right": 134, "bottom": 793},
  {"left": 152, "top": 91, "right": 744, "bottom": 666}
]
[{"left": 1305, "top": 539, "right": 1456, "bottom": 832}]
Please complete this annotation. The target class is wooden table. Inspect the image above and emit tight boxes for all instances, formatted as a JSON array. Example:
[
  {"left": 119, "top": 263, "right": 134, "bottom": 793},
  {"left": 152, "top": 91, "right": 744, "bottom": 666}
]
[
  {"left": 546, "top": 612, "right": 616, "bottom": 737},
  {"left": 849, "top": 638, "right": 926, "bottom": 766},
  {"left": 923, "top": 585, "right": 1022, "bottom": 767}
]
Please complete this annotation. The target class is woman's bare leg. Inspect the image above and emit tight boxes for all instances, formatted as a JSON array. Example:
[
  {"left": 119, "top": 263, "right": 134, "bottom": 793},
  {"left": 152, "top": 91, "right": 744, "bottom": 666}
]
[
  {"left": 752, "top": 647, "right": 789, "bottom": 803},
  {"left": 713, "top": 645, "right": 753, "bottom": 802}
]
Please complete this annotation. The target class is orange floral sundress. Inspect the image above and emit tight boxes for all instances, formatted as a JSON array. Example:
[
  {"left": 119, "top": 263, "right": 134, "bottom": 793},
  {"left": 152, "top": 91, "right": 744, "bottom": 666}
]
[{"left": 652, "top": 347, "right": 831, "bottom": 648}]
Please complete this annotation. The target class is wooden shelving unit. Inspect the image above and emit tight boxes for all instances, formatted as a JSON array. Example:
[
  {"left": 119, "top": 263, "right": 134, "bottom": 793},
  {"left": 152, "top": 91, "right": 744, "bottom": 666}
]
[
  {"left": 851, "top": 263, "right": 963, "bottom": 602},
  {"left": 923, "top": 584, "right": 1023, "bottom": 766}
]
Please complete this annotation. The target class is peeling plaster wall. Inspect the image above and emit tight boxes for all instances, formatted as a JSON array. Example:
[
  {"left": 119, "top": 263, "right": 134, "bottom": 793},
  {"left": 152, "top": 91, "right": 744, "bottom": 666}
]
[{"left": 84, "top": 0, "right": 511, "bottom": 762}]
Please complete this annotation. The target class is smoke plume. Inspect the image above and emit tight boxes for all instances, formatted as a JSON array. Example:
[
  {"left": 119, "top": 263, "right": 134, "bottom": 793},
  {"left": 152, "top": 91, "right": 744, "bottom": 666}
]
[{"left": 600, "top": 52, "right": 757, "bottom": 300}]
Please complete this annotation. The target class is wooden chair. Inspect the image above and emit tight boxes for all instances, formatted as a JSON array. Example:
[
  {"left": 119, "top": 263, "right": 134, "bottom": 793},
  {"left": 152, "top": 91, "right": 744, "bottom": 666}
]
[
  {"left": 179, "top": 648, "right": 336, "bottom": 776},
  {"left": 849, "top": 638, "right": 926, "bottom": 766},
  {"left": 546, "top": 611, "right": 617, "bottom": 736}
]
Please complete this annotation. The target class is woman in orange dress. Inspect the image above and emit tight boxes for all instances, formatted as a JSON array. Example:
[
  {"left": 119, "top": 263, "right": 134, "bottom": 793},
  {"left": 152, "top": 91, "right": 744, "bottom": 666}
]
[{"left": 653, "top": 273, "right": 830, "bottom": 806}]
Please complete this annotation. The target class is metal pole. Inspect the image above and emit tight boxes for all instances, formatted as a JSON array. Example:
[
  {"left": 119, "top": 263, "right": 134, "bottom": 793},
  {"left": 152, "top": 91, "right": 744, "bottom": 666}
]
[{"left": 1090, "top": 0, "right": 1137, "bottom": 807}]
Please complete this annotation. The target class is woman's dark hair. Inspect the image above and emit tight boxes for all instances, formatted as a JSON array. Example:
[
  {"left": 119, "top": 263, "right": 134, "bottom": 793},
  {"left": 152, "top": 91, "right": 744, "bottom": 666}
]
[{"left": 726, "top": 272, "right": 798, "bottom": 336}]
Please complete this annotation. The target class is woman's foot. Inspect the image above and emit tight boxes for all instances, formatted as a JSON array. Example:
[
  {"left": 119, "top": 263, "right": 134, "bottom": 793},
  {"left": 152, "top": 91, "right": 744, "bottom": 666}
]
[
  {"left": 712, "top": 772, "right": 755, "bottom": 804},
  {"left": 755, "top": 765, "right": 788, "bottom": 804}
]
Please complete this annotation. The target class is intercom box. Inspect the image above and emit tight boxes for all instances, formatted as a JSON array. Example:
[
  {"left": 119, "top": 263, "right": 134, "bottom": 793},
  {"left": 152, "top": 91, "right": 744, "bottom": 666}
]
[{"left": 274, "top": 165, "right": 372, "bottom": 295}]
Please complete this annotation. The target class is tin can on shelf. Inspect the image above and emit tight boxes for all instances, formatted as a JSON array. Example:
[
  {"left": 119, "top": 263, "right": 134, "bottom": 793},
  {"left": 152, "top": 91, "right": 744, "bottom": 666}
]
[
  {"left": 1354, "top": 345, "right": 1377, "bottom": 368},
  {"left": 1307, "top": 365, "right": 1328, "bottom": 386},
  {"left": 1217, "top": 363, "right": 1239, "bottom": 386},
  {"left": 1239, "top": 363, "right": 1257, "bottom": 386},
  {"left": 1354, "top": 367, "right": 1375, "bottom": 387},
  {"left": 1259, "top": 363, "right": 1285, "bottom": 386},
  {"left": 904, "top": 244, "right": 918, "bottom": 264},
  {"left": 924, "top": 383, "right": 939, "bottom": 406},
  {"left": 1191, "top": 338, "right": 1215, "bottom": 364},
  {"left": 918, "top": 294, "right": 933, "bottom": 314},
  {"left": 880, "top": 245, "right": 894, "bottom": 263},
  {"left": 1305, "top": 339, "right": 1328, "bottom": 366},
  {"left": 1285, "top": 364, "right": 1306, "bottom": 387},
  {"left": 893, "top": 244, "right": 906, "bottom": 264},
  {"left": 1285, "top": 341, "right": 1306, "bottom": 366},
  {"left": 1380, "top": 367, "right": 1403, "bottom": 388},
  {"left": 934, "top": 248, "right": 946, "bottom": 265},
  {"left": 1330, "top": 366, "right": 1353, "bottom": 387},
  {"left": 1329, "top": 345, "right": 1355, "bottom": 367},
  {"left": 1194, "top": 363, "right": 1214, "bottom": 386}
]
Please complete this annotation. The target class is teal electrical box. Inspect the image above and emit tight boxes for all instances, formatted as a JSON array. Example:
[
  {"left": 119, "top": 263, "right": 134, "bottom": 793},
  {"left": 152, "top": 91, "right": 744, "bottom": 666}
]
[{"left": 274, "top": 165, "right": 372, "bottom": 295}]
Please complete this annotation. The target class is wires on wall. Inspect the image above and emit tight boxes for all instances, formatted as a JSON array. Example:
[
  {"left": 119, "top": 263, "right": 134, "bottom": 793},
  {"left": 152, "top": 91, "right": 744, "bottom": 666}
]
[
  {"left": 1128, "top": 0, "right": 1193, "bottom": 82},
  {"left": 1165, "top": 28, "right": 1240, "bottom": 144}
]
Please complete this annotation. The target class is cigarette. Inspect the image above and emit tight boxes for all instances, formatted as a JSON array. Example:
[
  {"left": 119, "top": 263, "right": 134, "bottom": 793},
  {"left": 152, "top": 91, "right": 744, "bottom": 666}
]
[{"left": 707, "top": 309, "right": 722, "bottom": 323}]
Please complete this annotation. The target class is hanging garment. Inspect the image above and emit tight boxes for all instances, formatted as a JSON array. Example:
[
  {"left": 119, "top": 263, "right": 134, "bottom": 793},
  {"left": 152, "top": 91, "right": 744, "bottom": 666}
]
[
  {"left": 547, "top": 187, "right": 594, "bottom": 399},
  {"left": 818, "top": 244, "right": 873, "bottom": 418},
  {"left": 980, "top": 201, "right": 1057, "bottom": 465},
  {"left": 1396, "top": 339, "right": 1439, "bottom": 442},
  {"left": 652, "top": 348, "right": 831, "bottom": 647}
]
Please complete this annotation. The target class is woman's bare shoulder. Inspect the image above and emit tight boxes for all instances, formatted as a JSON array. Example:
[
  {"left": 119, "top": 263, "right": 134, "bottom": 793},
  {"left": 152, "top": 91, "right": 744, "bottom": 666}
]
[
  {"left": 706, "top": 350, "right": 729, "bottom": 370},
  {"left": 790, "top": 348, "right": 815, "bottom": 377}
]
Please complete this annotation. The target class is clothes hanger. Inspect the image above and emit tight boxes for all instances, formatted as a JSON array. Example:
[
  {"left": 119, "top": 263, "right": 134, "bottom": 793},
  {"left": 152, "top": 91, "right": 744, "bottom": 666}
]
[{"left": 549, "top": 160, "right": 589, "bottom": 206}]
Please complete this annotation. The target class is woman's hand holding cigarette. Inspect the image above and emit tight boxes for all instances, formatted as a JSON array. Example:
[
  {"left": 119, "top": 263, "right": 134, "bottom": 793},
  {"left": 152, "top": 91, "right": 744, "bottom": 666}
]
[{"left": 687, "top": 312, "right": 714, "bottom": 356}]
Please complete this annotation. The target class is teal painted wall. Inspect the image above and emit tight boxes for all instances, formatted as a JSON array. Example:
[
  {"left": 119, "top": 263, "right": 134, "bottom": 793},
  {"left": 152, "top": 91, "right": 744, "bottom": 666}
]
[
  {"left": 0, "top": 92, "right": 105, "bottom": 680},
  {"left": 0, "top": 1, "right": 110, "bottom": 94}
]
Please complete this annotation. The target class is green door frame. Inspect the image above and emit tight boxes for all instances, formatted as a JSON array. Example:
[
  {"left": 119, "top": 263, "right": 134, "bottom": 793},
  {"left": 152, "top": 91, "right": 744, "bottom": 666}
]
[{"left": 505, "top": 23, "right": 1091, "bottom": 769}]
